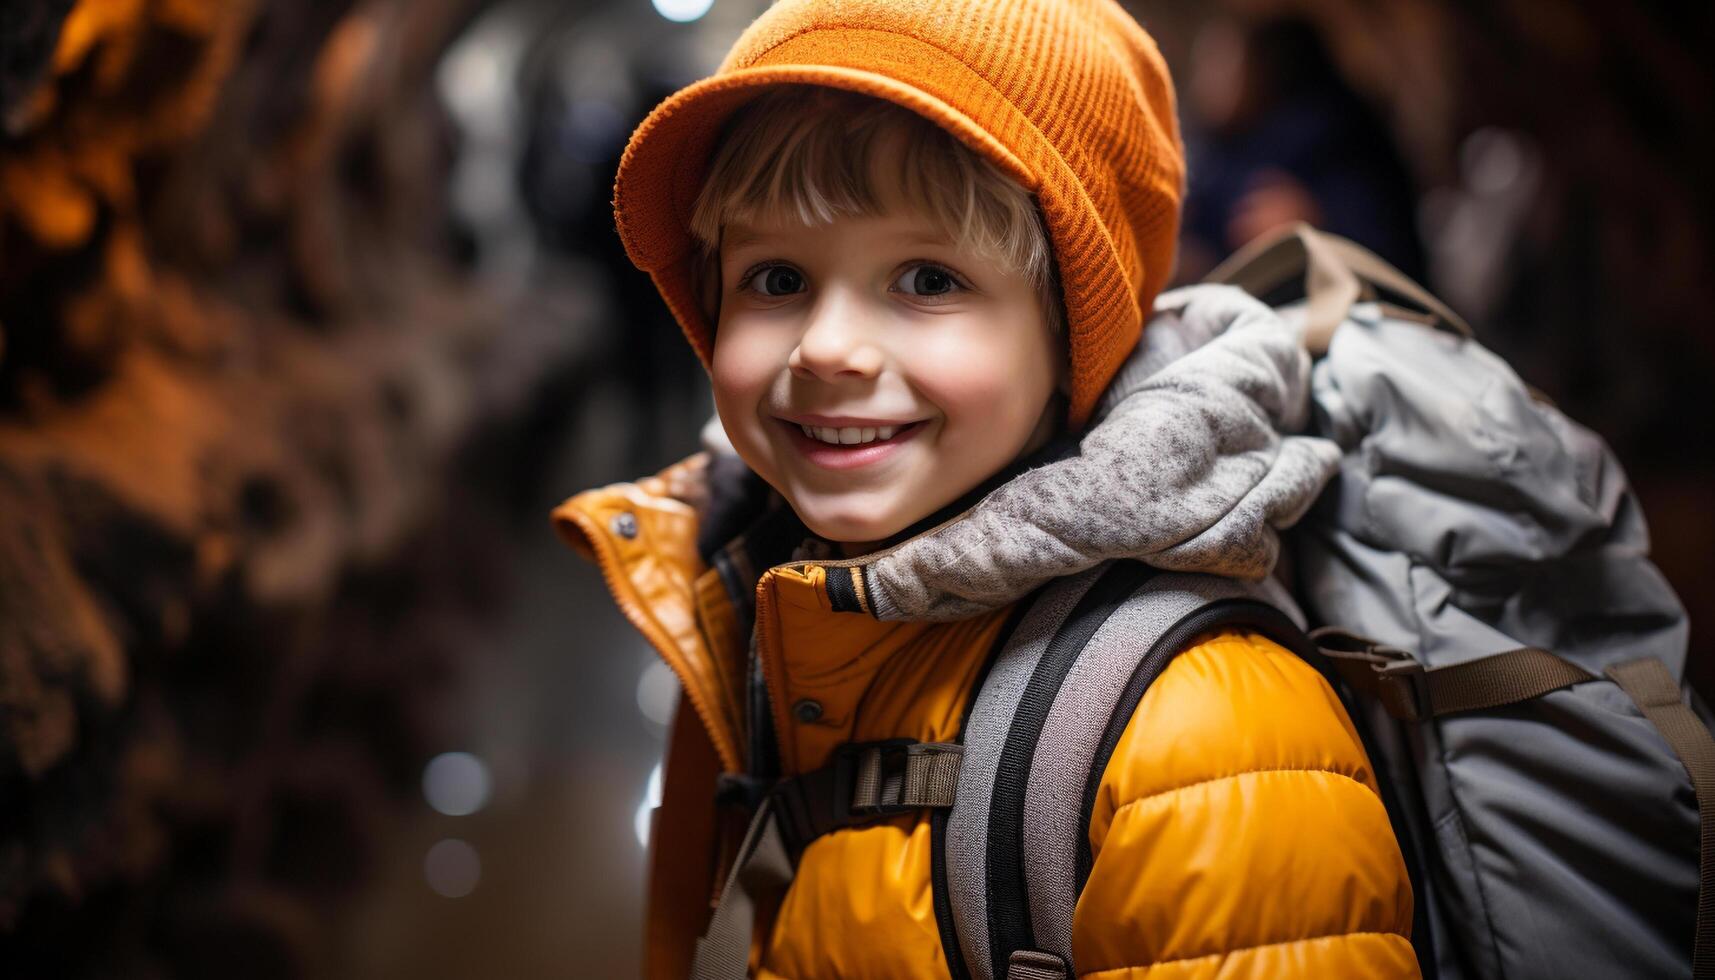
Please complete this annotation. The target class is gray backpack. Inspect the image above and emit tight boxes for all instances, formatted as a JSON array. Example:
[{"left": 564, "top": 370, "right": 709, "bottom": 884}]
[
  {"left": 692, "top": 227, "right": 1712, "bottom": 980},
  {"left": 1219, "top": 226, "right": 1711, "bottom": 979}
]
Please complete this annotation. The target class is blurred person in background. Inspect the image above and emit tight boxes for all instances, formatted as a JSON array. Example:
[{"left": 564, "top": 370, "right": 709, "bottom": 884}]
[{"left": 1177, "top": 15, "right": 1426, "bottom": 282}]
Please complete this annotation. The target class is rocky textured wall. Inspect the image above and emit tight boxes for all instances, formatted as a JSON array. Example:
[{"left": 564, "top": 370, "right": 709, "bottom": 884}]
[{"left": 0, "top": 1, "right": 597, "bottom": 973}]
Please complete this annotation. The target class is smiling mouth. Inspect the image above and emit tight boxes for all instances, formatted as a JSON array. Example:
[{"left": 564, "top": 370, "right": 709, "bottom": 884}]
[
  {"left": 790, "top": 420, "right": 923, "bottom": 446},
  {"left": 775, "top": 418, "right": 927, "bottom": 468}
]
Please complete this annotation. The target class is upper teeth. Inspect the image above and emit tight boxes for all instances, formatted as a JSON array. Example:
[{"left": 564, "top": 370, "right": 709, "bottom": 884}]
[{"left": 801, "top": 424, "right": 900, "bottom": 445}]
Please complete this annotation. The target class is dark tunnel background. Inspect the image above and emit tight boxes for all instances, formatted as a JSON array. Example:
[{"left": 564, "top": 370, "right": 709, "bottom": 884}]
[{"left": 0, "top": 1, "right": 1711, "bottom": 976}]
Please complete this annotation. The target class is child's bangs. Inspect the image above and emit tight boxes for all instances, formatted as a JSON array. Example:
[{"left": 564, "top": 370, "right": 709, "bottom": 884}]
[{"left": 688, "top": 86, "right": 1052, "bottom": 295}]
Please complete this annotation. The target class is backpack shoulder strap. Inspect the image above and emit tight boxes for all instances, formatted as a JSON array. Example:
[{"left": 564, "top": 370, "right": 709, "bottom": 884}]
[{"left": 941, "top": 561, "right": 1311, "bottom": 980}]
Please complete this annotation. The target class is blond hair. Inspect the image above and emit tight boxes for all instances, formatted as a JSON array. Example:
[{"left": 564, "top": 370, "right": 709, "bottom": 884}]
[{"left": 687, "top": 86, "right": 1064, "bottom": 333}]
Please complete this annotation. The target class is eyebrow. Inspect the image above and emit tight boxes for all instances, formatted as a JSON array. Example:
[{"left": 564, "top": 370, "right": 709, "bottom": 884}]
[{"left": 721, "top": 226, "right": 958, "bottom": 254}]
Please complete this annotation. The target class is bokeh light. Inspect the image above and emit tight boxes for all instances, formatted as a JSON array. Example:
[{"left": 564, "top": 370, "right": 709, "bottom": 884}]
[
  {"left": 634, "top": 763, "right": 663, "bottom": 848},
  {"left": 423, "top": 839, "right": 482, "bottom": 898},
  {"left": 651, "top": 0, "right": 715, "bottom": 24},
  {"left": 635, "top": 661, "right": 678, "bottom": 731},
  {"left": 422, "top": 751, "right": 492, "bottom": 817}
]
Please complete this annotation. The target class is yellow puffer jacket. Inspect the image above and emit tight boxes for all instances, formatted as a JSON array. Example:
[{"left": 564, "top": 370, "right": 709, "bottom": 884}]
[{"left": 554, "top": 452, "right": 1418, "bottom": 979}]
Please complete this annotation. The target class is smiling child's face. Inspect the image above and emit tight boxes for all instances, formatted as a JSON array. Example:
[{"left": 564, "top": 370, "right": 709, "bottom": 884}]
[{"left": 710, "top": 134, "right": 1063, "bottom": 555}]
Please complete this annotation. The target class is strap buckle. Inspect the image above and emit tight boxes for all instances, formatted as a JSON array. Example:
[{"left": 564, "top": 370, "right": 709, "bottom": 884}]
[
  {"left": 839, "top": 738, "right": 927, "bottom": 817},
  {"left": 769, "top": 738, "right": 964, "bottom": 854},
  {"left": 1309, "top": 626, "right": 1430, "bottom": 722},
  {"left": 1373, "top": 653, "right": 1431, "bottom": 723}
]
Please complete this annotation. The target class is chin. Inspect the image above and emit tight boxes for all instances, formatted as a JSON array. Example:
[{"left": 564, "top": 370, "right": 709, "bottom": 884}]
[{"left": 797, "top": 506, "right": 908, "bottom": 549}]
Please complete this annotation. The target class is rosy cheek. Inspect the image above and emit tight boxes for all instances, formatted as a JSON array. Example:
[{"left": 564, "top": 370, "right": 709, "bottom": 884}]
[
  {"left": 914, "top": 362, "right": 998, "bottom": 422},
  {"left": 710, "top": 346, "right": 750, "bottom": 403},
  {"left": 711, "top": 323, "right": 789, "bottom": 450},
  {"left": 712, "top": 313, "right": 766, "bottom": 377},
  {"left": 905, "top": 330, "right": 1038, "bottom": 429}
]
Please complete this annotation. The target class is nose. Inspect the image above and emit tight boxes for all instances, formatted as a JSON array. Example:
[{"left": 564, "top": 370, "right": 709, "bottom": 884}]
[{"left": 787, "top": 289, "right": 885, "bottom": 381}]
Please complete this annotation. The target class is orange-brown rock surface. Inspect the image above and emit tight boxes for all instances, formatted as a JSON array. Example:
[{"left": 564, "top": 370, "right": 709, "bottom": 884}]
[{"left": 0, "top": 0, "right": 580, "bottom": 972}]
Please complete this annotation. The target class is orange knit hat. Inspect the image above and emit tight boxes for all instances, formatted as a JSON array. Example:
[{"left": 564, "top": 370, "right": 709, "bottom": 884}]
[{"left": 612, "top": 0, "right": 1185, "bottom": 427}]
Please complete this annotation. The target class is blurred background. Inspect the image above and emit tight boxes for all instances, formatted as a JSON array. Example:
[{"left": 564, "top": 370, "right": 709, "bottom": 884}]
[{"left": 0, "top": 0, "right": 1710, "bottom": 976}]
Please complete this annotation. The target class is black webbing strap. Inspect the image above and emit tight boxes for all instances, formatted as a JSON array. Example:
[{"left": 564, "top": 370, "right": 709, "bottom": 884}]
[
  {"left": 1606, "top": 658, "right": 1715, "bottom": 980},
  {"left": 692, "top": 740, "right": 963, "bottom": 979}
]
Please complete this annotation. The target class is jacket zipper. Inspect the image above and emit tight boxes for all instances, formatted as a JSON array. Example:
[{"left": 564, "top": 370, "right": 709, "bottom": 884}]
[{"left": 746, "top": 628, "right": 780, "bottom": 785}]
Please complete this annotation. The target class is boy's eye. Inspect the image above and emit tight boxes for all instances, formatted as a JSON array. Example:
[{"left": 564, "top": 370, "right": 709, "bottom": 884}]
[
  {"left": 752, "top": 266, "right": 805, "bottom": 296},
  {"left": 893, "top": 264, "right": 964, "bottom": 298}
]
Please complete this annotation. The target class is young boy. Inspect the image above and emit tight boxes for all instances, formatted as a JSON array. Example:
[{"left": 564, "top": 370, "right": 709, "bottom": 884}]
[{"left": 553, "top": 0, "right": 1417, "bottom": 977}]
